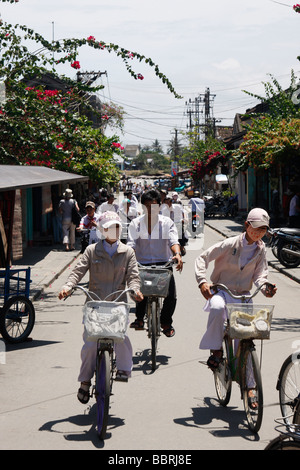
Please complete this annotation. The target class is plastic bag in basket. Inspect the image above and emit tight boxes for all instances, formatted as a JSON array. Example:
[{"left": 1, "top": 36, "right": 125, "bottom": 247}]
[{"left": 83, "top": 301, "right": 129, "bottom": 342}]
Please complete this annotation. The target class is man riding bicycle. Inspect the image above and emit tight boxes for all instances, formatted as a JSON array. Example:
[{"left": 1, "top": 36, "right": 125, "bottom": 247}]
[{"left": 127, "top": 189, "right": 183, "bottom": 338}]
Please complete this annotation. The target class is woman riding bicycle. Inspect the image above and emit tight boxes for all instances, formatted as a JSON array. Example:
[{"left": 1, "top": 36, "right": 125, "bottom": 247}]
[
  {"left": 195, "top": 208, "right": 277, "bottom": 405},
  {"left": 58, "top": 211, "right": 143, "bottom": 404}
]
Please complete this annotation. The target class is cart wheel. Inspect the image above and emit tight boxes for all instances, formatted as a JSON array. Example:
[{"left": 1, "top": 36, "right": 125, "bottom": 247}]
[{"left": 0, "top": 296, "right": 35, "bottom": 343}]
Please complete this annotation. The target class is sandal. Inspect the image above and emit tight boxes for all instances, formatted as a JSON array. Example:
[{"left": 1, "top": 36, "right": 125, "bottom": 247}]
[
  {"left": 115, "top": 370, "right": 130, "bottom": 382},
  {"left": 130, "top": 319, "right": 144, "bottom": 330},
  {"left": 248, "top": 389, "right": 258, "bottom": 410},
  {"left": 207, "top": 350, "right": 223, "bottom": 371},
  {"left": 161, "top": 325, "right": 175, "bottom": 337},
  {"left": 77, "top": 381, "right": 91, "bottom": 404}
]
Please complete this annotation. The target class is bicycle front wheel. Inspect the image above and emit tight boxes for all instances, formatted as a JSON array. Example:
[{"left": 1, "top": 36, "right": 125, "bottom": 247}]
[
  {"left": 95, "top": 349, "right": 111, "bottom": 440},
  {"left": 214, "top": 335, "right": 232, "bottom": 406},
  {"left": 277, "top": 353, "right": 300, "bottom": 425},
  {"left": 0, "top": 296, "right": 35, "bottom": 343},
  {"left": 240, "top": 344, "right": 263, "bottom": 433},
  {"left": 265, "top": 435, "right": 300, "bottom": 450},
  {"left": 148, "top": 300, "right": 159, "bottom": 371}
]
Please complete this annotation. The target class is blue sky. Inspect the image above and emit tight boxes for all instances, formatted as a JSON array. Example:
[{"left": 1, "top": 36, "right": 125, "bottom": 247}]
[{"left": 1, "top": 0, "right": 299, "bottom": 151}]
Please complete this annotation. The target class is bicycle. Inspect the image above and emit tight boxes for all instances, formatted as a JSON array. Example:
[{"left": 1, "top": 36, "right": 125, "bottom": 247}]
[
  {"left": 137, "top": 261, "right": 175, "bottom": 371},
  {"left": 66, "top": 285, "right": 134, "bottom": 440},
  {"left": 210, "top": 282, "right": 275, "bottom": 433},
  {"left": 265, "top": 398, "right": 300, "bottom": 450},
  {"left": 276, "top": 349, "right": 300, "bottom": 425}
]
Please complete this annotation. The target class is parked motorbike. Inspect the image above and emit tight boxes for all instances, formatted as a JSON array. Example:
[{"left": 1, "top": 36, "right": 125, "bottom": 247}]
[
  {"left": 268, "top": 227, "right": 300, "bottom": 269},
  {"left": 204, "top": 194, "right": 238, "bottom": 218}
]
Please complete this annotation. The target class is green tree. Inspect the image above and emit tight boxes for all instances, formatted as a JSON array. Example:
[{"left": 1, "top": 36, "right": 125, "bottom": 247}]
[
  {"left": 233, "top": 72, "right": 300, "bottom": 173},
  {"left": 0, "top": 10, "right": 181, "bottom": 184}
]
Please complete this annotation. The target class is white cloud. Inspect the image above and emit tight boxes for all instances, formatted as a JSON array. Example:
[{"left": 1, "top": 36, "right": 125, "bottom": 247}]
[{"left": 212, "top": 58, "right": 241, "bottom": 71}]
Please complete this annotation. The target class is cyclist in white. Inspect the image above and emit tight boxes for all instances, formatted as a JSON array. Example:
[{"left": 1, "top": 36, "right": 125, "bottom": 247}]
[
  {"left": 127, "top": 189, "right": 183, "bottom": 337},
  {"left": 58, "top": 211, "right": 143, "bottom": 403},
  {"left": 195, "top": 208, "right": 277, "bottom": 407}
]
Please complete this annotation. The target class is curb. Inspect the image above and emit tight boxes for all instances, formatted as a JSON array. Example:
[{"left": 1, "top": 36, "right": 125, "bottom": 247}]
[{"left": 30, "top": 251, "right": 81, "bottom": 301}]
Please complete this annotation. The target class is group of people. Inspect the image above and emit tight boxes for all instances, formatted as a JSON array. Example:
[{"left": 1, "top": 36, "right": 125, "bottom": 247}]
[{"left": 58, "top": 187, "right": 276, "bottom": 410}]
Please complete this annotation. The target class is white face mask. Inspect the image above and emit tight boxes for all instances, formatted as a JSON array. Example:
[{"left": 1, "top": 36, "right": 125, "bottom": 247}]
[{"left": 103, "top": 225, "right": 120, "bottom": 241}]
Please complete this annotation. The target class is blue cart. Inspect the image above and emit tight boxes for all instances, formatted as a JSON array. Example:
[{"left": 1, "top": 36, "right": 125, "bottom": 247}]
[{"left": 0, "top": 266, "right": 35, "bottom": 343}]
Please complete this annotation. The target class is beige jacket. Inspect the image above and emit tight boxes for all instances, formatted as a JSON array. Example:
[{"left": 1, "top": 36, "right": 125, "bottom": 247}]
[
  {"left": 195, "top": 233, "right": 269, "bottom": 295},
  {"left": 62, "top": 240, "right": 140, "bottom": 301}
]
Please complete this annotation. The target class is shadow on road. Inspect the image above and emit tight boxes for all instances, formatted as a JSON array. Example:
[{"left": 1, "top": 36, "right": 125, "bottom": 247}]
[
  {"left": 39, "top": 403, "right": 125, "bottom": 449},
  {"left": 133, "top": 348, "right": 171, "bottom": 375},
  {"left": 173, "top": 397, "right": 259, "bottom": 442}
]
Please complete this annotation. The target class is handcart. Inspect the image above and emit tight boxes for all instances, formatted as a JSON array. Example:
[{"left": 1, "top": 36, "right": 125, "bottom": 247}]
[{"left": 0, "top": 266, "right": 35, "bottom": 343}]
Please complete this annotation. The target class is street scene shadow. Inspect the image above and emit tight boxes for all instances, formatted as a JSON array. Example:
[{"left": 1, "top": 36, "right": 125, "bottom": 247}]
[
  {"left": 133, "top": 348, "right": 171, "bottom": 375},
  {"left": 39, "top": 403, "right": 125, "bottom": 449},
  {"left": 5, "top": 338, "right": 63, "bottom": 352},
  {"left": 173, "top": 397, "right": 259, "bottom": 442},
  {"left": 271, "top": 317, "right": 300, "bottom": 333}
]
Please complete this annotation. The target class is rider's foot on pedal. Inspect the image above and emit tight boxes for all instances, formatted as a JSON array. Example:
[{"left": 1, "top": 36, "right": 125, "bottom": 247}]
[
  {"left": 161, "top": 324, "right": 175, "bottom": 337},
  {"left": 130, "top": 319, "right": 144, "bottom": 329},
  {"left": 207, "top": 350, "right": 223, "bottom": 370},
  {"left": 248, "top": 389, "right": 258, "bottom": 409},
  {"left": 115, "top": 370, "right": 130, "bottom": 382},
  {"left": 77, "top": 381, "right": 91, "bottom": 404}
]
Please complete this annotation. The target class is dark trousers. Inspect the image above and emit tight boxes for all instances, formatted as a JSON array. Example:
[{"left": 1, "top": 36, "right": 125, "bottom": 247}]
[{"left": 136, "top": 273, "right": 177, "bottom": 325}]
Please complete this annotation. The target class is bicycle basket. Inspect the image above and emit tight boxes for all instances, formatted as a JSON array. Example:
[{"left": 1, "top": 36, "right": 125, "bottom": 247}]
[
  {"left": 139, "top": 267, "right": 172, "bottom": 297},
  {"left": 82, "top": 300, "right": 130, "bottom": 342},
  {"left": 226, "top": 304, "right": 274, "bottom": 340}
]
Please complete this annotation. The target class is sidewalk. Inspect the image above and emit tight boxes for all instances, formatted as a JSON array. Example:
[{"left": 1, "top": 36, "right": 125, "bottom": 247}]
[
  {"left": 204, "top": 217, "right": 300, "bottom": 285},
  {"left": 11, "top": 241, "right": 81, "bottom": 301}
]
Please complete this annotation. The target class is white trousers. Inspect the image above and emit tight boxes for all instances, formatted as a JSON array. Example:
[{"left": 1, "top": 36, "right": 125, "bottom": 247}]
[
  {"left": 78, "top": 332, "right": 133, "bottom": 383},
  {"left": 200, "top": 292, "right": 255, "bottom": 387},
  {"left": 199, "top": 291, "right": 244, "bottom": 351},
  {"left": 62, "top": 219, "right": 75, "bottom": 246}
]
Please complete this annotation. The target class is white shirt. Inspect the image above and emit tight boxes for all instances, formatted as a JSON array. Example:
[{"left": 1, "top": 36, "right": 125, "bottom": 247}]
[
  {"left": 240, "top": 233, "right": 258, "bottom": 269},
  {"left": 97, "top": 201, "right": 119, "bottom": 214},
  {"left": 127, "top": 214, "right": 179, "bottom": 264},
  {"left": 161, "top": 203, "right": 184, "bottom": 224}
]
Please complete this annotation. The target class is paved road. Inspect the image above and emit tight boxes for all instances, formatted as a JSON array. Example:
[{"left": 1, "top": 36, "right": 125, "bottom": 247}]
[{"left": 0, "top": 224, "right": 299, "bottom": 451}]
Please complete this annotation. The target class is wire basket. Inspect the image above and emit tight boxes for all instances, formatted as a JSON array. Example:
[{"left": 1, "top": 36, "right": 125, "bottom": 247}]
[
  {"left": 226, "top": 303, "right": 274, "bottom": 340},
  {"left": 139, "top": 267, "right": 172, "bottom": 297},
  {"left": 82, "top": 300, "right": 130, "bottom": 342}
]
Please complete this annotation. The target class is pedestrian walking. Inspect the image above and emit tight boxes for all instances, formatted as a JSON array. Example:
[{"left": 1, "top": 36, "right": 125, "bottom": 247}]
[{"left": 59, "top": 189, "right": 80, "bottom": 251}]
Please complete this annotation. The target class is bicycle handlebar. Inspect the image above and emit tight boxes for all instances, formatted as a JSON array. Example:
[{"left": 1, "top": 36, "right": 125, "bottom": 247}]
[
  {"left": 211, "top": 281, "right": 275, "bottom": 302},
  {"left": 64, "top": 285, "right": 136, "bottom": 302},
  {"left": 137, "top": 260, "right": 177, "bottom": 269}
]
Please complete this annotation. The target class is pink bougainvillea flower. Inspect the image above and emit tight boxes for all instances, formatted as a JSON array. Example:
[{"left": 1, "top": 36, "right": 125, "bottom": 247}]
[
  {"left": 293, "top": 4, "right": 300, "bottom": 12},
  {"left": 87, "top": 35, "right": 96, "bottom": 41},
  {"left": 137, "top": 73, "right": 144, "bottom": 80},
  {"left": 71, "top": 61, "right": 81, "bottom": 70}
]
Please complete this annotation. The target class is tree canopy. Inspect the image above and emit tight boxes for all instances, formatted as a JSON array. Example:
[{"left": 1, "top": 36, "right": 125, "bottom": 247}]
[{"left": 0, "top": 7, "right": 181, "bottom": 185}]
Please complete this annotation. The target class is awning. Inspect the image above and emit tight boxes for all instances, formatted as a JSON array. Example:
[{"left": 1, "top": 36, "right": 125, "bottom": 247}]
[
  {"left": 0, "top": 165, "right": 88, "bottom": 192},
  {"left": 216, "top": 174, "right": 228, "bottom": 184}
]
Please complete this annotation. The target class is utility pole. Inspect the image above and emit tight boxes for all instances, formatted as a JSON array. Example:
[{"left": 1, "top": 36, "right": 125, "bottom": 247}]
[{"left": 185, "top": 87, "right": 217, "bottom": 141}]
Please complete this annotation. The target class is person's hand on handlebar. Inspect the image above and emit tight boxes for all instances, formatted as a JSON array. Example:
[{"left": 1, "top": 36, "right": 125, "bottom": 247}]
[
  {"left": 58, "top": 288, "right": 72, "bottom": 300},
  {"left": 265, "top": 283, "right": 277, "bottom": 298},
  {"left": 132, "top": 290, "right": 144, "bottom": 302},
  {"left": 199, "top": 282, "right": 213, "bottom": 300}
]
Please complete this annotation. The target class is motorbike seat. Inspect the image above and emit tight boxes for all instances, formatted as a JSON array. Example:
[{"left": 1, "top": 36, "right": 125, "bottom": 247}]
[{"left": 277, "top": 228, "right": 300, "bottom": 237}]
